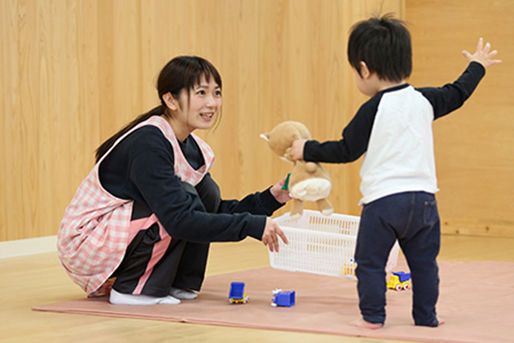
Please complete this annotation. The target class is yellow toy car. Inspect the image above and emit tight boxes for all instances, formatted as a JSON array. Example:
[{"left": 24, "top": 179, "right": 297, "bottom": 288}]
[{"left": 387, "top": 271, "right": 411, "bottom": 291}]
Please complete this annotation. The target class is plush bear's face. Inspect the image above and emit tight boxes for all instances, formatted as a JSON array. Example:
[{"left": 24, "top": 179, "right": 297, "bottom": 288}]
[{"left": 260, "top": 121, "right": 312, "bottom": 161}]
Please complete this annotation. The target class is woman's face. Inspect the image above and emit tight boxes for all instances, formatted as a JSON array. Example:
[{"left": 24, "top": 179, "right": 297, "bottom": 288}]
[{"left": 175, "top": 75, "right": 222, "bottom": 133}]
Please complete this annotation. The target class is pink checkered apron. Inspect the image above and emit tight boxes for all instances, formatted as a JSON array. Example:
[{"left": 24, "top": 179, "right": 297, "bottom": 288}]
[{"left": 57, "top": 115, "right": 215, "bottom": 296}]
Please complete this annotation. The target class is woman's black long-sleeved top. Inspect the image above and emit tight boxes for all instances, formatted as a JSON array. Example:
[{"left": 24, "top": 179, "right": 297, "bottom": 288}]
[{"left": 98, "top": 125, "right": 283, "bottom": 243}]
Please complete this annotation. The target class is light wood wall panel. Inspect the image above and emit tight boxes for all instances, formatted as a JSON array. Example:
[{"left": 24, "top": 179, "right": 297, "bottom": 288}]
[
  {"left": 2, "top": 0, "right": 410, "bottom": 241},
  {"left": 406, "top": 0, "right": 514, "bottom": 236},
  {"left": 1, "top": 0, "right": 100, "bottom": 241}
]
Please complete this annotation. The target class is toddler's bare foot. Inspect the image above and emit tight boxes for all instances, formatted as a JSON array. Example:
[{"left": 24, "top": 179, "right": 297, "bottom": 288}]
[
  {"left": 416, "top": 317, "right": 445, "bottom": 327},
  {"left": 349, "top": 319, "right": 384, "bottom": 330}
]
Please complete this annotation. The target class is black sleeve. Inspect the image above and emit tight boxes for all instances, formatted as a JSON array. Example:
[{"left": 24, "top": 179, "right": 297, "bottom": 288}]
[
  {"left": 194, "top": 172, "right": 284, "bottom": 215},
  {"left": 127, "top": 132, "right": 267, "bottom": 243},
  {"left": 303, "top": 94, "right": 381, "bottom": 163},
  {"left": 217, "top": 187, "right": 284, "bottom": 215},
  {"left": 418, "top": 62, "right": 485, "bottom": 120}
]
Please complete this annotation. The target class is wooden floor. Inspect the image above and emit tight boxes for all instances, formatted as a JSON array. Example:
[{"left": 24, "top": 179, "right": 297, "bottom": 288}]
[{"left": 1, "top": 235, "right": 514, "bottom": 343}]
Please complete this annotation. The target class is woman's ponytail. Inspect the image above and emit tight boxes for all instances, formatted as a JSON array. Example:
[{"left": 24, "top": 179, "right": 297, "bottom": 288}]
[{"left": 95, "top": 105, "right": 165, "bottom": 162}]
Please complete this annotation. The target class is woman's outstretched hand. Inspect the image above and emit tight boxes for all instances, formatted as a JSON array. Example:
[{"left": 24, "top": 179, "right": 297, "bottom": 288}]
[
  {"left": 270, "top": 176, "right": 292, "bottom": 203},
  {"left": 262, "top": 217, "right": 289, "bottom": 252}
]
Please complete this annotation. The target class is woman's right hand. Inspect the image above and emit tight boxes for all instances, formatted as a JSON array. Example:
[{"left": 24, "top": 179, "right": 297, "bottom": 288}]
[
  {"left": 270, "top": 176, "right": 292, "bottom": 203},
  {"left": 262, "top": 217, "right": 289, "bottom": 252}
]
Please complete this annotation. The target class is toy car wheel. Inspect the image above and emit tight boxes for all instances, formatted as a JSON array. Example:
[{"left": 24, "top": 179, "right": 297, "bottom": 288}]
[
  {"left": 395, "top": 284, "right": 403, "bottom": 291},
  {"left": 403, "top": 283, "right": 410, "bottom": 290}
]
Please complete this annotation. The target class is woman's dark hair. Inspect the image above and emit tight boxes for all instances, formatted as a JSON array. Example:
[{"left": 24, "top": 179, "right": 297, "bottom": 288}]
[
  {"left": 95, "top": 56, "right": 222, "bottom": 162},
  {"left": 347, "top": 13, "right": 412, "bottom": 82}
]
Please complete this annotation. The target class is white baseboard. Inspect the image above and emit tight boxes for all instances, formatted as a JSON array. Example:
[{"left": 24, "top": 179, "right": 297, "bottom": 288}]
[{"left": 0, "top": 235, "right": 57, "bottom": 259}]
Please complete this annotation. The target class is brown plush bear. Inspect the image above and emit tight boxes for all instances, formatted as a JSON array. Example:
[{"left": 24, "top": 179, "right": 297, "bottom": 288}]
[{"left": 260, "top": 121, "right": 333, "bottom": 219}]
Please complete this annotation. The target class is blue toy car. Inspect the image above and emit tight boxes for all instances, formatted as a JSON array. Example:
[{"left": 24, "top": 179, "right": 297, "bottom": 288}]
[
  {"left": 229, "top": 282, "right": 249, "bottom": 304},
  {"left": 271, "top": 289, "right": 295, "bottom": 307}
]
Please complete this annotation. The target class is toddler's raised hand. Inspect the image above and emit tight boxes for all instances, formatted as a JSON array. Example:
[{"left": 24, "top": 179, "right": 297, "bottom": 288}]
[{"left": 462, "top": 37, "right": 502, "bottom": 69}]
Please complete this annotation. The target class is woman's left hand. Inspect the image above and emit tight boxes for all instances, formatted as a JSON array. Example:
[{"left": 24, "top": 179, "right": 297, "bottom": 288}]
[{"left": 270, "top": 176, "right": 292, "bottom": 203}]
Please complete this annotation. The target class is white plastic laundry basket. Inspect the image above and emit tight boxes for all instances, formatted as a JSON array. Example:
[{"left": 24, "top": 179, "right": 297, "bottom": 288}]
[{"left": 269, "top": 210, "right": 400, "bottom": 278}]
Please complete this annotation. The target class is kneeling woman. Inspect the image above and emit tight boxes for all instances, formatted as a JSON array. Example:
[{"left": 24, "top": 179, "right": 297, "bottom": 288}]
[{"left": 57, "top": 56, "right": 289, "bottom": 305}]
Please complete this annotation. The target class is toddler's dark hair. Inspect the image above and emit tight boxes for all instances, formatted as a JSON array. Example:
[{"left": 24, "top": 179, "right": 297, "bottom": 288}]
[{"left": 347, "top": 14, "right": 412, "bottom": 82}]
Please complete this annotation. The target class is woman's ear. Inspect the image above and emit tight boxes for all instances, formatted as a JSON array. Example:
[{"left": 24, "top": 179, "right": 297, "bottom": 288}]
[
  {"left": 359, "top": 61, "right": 371, "bottom": 79},
  {"left": 163, "top": 92, "right": 178, "bottom": 111}
]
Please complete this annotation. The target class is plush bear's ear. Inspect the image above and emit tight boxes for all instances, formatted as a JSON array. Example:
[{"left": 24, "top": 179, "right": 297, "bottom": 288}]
[{"left": 259, "top": 133, "right": 270, "bottom": 142}]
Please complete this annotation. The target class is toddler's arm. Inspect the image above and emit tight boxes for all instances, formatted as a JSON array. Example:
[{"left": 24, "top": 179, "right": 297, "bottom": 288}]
[{"left": 419, "top": 38, "right": 500, "bottom": 120}]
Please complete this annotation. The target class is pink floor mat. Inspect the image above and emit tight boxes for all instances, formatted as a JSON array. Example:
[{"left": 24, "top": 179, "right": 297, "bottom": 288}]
[{"left": 33, "top": 261, "right": 514, "bottom": 343}]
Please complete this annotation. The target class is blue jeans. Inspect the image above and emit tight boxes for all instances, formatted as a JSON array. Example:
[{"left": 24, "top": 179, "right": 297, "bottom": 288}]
[{"left": 354, "top": 191, "right": 440, "bottom": 326}]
